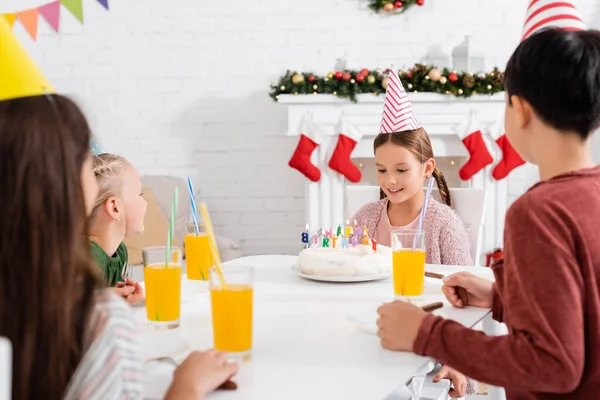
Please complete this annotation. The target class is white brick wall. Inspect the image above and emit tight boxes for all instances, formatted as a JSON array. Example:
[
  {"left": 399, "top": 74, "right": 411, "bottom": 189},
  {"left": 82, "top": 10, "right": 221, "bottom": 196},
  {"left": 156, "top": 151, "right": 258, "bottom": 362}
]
[{"left": 3, "top": 0, "right": 600, "bottom": 255}]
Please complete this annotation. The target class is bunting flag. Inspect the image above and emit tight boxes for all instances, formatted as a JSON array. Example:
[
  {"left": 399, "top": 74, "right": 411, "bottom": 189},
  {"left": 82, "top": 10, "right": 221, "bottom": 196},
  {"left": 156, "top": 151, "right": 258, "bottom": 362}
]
[
  {"left": 97, "top": 0, "right": 109, "bottom": 10},
  {"left": 16, "top": 9, "right": 39, "bottom": 40},
  {"left": 0, "top": 0, "right": 109, "bottom": 40},
  {"left": 60, "top": 0, "right": 83, "bottom": 23},
  {"left": 39, "top": 2, "right": 61, "bottom": 33},
  {"left": 2, "top": 14, "right": 16, "bottom": 28}
]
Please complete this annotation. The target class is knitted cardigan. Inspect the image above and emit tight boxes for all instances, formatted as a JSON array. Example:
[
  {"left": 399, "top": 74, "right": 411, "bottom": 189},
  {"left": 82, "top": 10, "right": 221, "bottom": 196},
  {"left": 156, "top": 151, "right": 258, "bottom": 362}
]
[{"left": 351, "top": 197, "right": 473, "bottom": 266}]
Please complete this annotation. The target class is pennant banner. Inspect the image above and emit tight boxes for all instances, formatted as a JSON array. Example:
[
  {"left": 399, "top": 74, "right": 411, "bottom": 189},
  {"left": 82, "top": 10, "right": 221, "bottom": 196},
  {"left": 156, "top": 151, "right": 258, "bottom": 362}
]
[
  {"left": 0, "top": 0, "right": 109, "bottom": 40},
  {"left": 17, "top": 9, "right": 39, "bottom": 40},
  {"left": 39, "top": 2, "right": 61, "bottom": 33},
  {"left": 2, "top": 14, "right": 16, "bottom": 28}
]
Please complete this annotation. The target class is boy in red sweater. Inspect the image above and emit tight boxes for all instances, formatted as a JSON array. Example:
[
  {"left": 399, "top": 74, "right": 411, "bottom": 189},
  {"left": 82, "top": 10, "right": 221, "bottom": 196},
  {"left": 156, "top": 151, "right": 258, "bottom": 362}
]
[{"left": 376, "top": 28, "right": 600, "bottom": 400}]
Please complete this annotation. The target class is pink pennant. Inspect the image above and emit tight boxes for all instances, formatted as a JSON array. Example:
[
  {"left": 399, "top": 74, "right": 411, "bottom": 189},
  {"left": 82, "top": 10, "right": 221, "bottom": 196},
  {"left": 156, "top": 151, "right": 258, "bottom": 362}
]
[
  {"left": 379, "top": 65, "right": 421, "bottom": 134},
  {"left": 38, "top": 1, "right": 60, "bottom": 32}
]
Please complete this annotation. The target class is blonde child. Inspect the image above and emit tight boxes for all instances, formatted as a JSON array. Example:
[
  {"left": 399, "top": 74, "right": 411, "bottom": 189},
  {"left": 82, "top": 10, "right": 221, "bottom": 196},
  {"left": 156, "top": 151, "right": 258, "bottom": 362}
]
[{"left": 89, "top": 153, "right": 147, "bottom": 304}]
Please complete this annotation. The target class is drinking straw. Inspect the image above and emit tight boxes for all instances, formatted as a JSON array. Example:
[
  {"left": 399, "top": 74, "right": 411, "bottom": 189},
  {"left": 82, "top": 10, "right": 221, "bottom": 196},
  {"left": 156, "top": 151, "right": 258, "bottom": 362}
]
[
  {"left": 413, "top": 177, "right": 435, "bottom": 250},
  {"left": 199, "top": 202, "right": 227, "bottom": 286},
  {"left": 187, "top": 176, "right": 200, "bottom": 235},
  {"left": 166, "top": 187, "right": 179, "bottom": 267}
]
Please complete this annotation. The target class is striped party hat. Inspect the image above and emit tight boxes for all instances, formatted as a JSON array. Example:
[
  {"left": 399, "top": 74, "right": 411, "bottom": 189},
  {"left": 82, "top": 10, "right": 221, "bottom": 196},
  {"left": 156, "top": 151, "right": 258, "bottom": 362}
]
[
  {"left": 379, "top": 65, "right": 420, "bottom": 134},
  {"left": 521, "top": 0, "right": 586, "bottom": 42}
]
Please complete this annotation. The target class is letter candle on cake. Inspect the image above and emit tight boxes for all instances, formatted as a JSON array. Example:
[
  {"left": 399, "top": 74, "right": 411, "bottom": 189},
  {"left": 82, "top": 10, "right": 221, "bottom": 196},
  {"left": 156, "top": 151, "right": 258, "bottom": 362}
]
[
  {"left": 345, "top": 220, "right": 352, "bottom": 238},
  {"left": 322, "top": 228, "right": 330, "bottom": 248},
  {"left": 302, "top": 224, "right": 309, "bottom": 248},
  {"left": 362, "top": 227, "right": 369, "bottom": 245}
]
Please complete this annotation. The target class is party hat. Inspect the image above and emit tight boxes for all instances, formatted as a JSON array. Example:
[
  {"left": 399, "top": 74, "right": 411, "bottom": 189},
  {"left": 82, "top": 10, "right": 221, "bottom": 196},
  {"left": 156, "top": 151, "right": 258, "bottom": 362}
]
[
  {"left": 0, "top": 17, "right": 54, "bottom": 102},
  {"left": 379, "top": 65, "right": 421, "bottom": 134},
  {"left": 521, "top": 0, "right": 586, "bottom": 42}
]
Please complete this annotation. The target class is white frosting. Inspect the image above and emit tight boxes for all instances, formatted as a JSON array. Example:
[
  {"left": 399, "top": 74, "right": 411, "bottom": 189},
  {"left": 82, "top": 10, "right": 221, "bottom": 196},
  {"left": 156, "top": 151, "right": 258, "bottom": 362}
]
[{"left": 298, "top": 244, "right": 392, "bottom": 277}]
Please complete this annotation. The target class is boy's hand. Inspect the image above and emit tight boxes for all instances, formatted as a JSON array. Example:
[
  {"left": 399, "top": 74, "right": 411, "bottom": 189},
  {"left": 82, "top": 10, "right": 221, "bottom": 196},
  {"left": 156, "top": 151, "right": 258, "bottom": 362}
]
[
  {"left": 442, "top": 272, "right": 494, "bottom": 309},
  {"left": 376, "top": 300, "right": 427, "bottom": 351},
  {"left": 433, "top": 365, "right": 467, "bottom": 398},
  {"left": 124, "top": 278, "right": 144, "bottom": 304},
  {"left": 166, "top": 350, "right": 238, "bottom": 399}
]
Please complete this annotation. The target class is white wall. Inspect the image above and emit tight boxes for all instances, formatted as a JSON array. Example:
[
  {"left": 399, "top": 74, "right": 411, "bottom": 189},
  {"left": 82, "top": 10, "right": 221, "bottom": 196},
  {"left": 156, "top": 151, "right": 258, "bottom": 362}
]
[{"left": 3, "top": 0, "right": 600, "bottom": 255}]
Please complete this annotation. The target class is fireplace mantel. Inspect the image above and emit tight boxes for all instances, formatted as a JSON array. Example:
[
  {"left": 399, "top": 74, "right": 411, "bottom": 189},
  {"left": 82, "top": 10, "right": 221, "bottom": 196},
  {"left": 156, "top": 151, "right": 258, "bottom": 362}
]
[{"left": 280, "top": 93, "right": 509, "bottom": 265}]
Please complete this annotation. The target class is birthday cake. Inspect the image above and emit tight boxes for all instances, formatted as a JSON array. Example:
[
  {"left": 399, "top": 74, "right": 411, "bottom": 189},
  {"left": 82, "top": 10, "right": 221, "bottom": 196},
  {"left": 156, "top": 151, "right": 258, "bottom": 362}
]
[{"left": 298, "top": 244, "right": 392, "bottom": 277}]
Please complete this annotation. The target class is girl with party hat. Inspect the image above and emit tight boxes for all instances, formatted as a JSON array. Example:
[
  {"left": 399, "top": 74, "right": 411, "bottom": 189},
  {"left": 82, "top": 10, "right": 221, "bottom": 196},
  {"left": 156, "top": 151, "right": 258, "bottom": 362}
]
[
  {"left": 0, "top": 17, "right": 237, "bottom": 400},
  {"left": 351, "top": 65, "right": 472, "bottom": 267}
]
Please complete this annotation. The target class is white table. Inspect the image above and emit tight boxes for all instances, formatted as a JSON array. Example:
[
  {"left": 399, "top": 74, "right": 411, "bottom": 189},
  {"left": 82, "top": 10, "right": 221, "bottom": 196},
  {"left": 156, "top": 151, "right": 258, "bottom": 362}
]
[{"left": 135, "top": 255, "right": 494, "bottom": 400}]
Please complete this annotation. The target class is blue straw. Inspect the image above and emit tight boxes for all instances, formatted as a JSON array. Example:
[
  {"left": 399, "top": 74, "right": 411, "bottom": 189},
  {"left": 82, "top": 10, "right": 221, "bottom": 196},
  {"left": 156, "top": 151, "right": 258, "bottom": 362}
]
[
  {"left": 187, "top": 176, "right": 200, "bottom": 235},
  {"left": 413, "top": 177, "right": 435, "bottom": 250}
]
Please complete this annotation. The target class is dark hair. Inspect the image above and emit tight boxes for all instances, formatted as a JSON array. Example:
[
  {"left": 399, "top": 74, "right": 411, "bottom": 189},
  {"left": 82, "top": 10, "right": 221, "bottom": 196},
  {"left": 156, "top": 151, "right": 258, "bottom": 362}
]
[
  {"left": 0, "top": 94, "right": 102, "bottom": 399},
  {"left": 373, "top": 128, "right": 452, "bottom": 207},
  {"left": 505, "top": 28, "right": 600, "bottom": 140}
]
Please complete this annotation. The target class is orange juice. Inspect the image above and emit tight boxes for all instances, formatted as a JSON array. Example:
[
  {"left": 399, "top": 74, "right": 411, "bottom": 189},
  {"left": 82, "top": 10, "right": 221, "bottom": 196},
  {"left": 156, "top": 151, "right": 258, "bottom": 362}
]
[
  {"left": 392, "top": 250, "right": 426, "bottom": 297},
  {"left": 185, "top": 233, "right": 214, "bottom": 280},
  {"left": 144, "top": 263, "right": 182, "bottom": 323},
  {"left": 210, "top": 284, "right": 253, "bottom": 353}
]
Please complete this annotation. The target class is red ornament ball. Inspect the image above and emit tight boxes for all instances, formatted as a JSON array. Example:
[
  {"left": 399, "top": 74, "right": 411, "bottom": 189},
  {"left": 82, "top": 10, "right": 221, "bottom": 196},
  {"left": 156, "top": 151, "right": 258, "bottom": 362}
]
[
  {"left": 342, "top": 72, "right": 351, "bottom": 81},
  {"left": 335, "top": 71, "right": 343, "bottom": 80},
  {"left": 356, "top": 74, "right": 365, "bottom": 83},
  {"left": 360, "top": 68, "right": 369, "bottom": 77},
  {"left": 416, "top": 0, "right": 424, "bottom": 5},
  {"left": 448, "top": 72, "right": 459, "bottom": 82},
  {"left": 394, "top": 1, "right": 403, "bottom": 8},
  {"left": 308, "top": 75, "right": 316, "bottom": 82},
  {"left": 407, "top": 71, "right": 414, "bottom": 79}
]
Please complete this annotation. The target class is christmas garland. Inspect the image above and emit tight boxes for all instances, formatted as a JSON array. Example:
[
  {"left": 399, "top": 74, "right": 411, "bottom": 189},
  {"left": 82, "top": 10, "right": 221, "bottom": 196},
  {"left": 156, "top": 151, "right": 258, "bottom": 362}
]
[
  {"left": 269, "top": 64, "right": 505, "bottom": 103},
  {"left": 368, "top": 0, "right": 425, "bottom": 14}
]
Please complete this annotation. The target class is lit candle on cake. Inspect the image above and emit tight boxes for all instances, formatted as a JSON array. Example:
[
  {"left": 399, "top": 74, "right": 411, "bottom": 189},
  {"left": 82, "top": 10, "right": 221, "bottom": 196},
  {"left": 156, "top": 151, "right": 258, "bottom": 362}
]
[
  {"left": 336, "top": 224, "right": 342, "bottom": 237},
  {"left": 371, "top": 238, "right": 377, "bottom": 251},
  {"left": 351, "top": 234, "right": 358, "bottom": 247},
  {"left": 362, "top": 226, "right": 369, "bottom": 245},
  {"left": 345, "top": 220, "right": 352, "bottom": 238},
  {"left": 332, "top": 236, "right": 338, "bottom": 248}
]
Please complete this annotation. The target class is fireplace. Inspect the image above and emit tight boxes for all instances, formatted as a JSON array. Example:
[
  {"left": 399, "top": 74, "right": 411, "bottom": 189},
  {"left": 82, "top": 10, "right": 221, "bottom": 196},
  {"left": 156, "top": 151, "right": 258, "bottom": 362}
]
[{"left": 280, "top": 93, "right": 509, "bottom": 264}]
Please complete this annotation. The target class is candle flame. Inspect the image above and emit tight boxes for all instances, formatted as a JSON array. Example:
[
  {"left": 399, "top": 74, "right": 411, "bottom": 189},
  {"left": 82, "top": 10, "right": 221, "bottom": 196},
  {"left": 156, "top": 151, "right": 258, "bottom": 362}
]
[
  {"left": 354, "top": 219, "right": 358, "bottom": 226},
  {"left": 305, "top": 223, "right": 309, "bottom": 231},
  {"left": 346, "top": 219, "right": 350, "bottom": 225}
]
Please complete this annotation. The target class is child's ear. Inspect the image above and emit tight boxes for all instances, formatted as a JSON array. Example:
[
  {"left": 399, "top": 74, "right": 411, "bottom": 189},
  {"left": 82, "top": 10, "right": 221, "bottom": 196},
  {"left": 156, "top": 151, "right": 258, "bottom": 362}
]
[
  {"left": 424, "top": 158, "right": 436, "bottom": 178},
  {"left": 104, "top": 197, "right": 120, "bottom": 220},
  {"left": 510, "top": 95, "right": 532, "bottom": 129}
]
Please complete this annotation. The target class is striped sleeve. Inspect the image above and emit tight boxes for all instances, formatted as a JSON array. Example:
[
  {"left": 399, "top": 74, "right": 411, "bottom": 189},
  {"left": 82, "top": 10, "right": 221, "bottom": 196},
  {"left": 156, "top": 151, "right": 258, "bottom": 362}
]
[{"left": 63, "top": 291, "right": 143, "bottom": 400}]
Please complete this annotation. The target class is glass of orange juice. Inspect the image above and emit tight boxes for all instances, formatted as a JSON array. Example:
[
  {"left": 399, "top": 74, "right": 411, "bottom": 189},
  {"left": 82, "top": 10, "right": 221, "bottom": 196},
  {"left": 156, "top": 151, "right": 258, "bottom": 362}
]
[
  {"left": 143, "top": 246, "right": 182, "bottom": 329},
  {"left": 209, "top": 265, "right": 254, "bottom": 361},
  {"left": 185, "top": 224, "right": 214, "bottom": 281},
  {"left": 391, "top": 229, "right": 426, "bottom": 300}
]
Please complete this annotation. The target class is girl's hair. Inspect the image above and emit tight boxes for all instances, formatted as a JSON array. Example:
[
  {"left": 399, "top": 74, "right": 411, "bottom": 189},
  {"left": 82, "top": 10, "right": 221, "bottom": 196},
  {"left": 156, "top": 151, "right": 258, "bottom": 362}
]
[
  {"left": 373, "top": 128, "right": 452, "bottom": 207},
  {"left": 90, "top": 153, "right": 131, "bottom": 221},
  {"left": 0, "top": 94, "right": 103, "bottom": 399}
]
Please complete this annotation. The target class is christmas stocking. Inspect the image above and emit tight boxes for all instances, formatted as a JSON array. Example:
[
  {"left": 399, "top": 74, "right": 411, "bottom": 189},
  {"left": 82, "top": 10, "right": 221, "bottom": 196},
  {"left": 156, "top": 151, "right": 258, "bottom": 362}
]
[
  {"left": 288, "top": 112, "right": 322, "bottom": 182},
  {"left": 454, "top": 110, "right": 493, "bottom": 181},
  {"left": 329, "top": 114, "right": 363, "bottom": 183},
  {"left": 492, "top": 134, "right": 525, "bottom": 180}
]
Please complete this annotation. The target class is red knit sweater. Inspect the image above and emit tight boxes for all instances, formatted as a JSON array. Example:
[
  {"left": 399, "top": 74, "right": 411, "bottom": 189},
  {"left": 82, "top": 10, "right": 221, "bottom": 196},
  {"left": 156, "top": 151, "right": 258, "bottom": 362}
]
[{"left": 413, "top": 167, "right": 600, "bottom": 399}]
